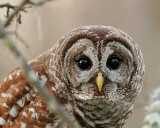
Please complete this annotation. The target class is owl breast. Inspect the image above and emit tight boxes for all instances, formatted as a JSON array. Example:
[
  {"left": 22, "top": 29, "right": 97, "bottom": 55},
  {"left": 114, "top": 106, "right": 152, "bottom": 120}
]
[{"left": 72, "top": 98, "right": 134, "bottom": 128}]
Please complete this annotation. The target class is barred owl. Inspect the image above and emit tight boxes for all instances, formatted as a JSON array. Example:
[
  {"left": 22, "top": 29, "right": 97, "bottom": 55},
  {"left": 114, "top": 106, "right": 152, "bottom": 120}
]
[{"left": 0, "top": 26, "right": 145, "bottom": 128}]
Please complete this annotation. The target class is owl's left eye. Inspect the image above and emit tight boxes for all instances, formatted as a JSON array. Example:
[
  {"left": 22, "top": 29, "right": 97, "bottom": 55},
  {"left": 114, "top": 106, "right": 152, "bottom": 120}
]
[
  {"left": 107, "top": 56, "right": 122, "bottom": 70},
  {"left": 76, "top": 56, "right": 92, "bottom": 70}
]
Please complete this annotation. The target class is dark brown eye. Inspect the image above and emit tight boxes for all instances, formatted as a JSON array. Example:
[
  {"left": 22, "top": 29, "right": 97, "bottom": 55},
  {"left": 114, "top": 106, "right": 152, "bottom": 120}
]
[
  {"left": 76, "top": 56, "right": 92, "bottom": 70},
  {"left": 107, "top": 56, "right": 121, "bottom": 70}
]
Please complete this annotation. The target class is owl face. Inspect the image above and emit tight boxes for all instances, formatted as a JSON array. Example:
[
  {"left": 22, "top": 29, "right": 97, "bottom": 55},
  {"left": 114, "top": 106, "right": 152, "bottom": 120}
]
[
  {"left": 47, "top": 26, "right": 145, "bottom": 127},
  {"left": 48, "top": 25, "right": 144, "bottom": 101},
  {"left": 64, "top": 38, "right": 135, "bottom": 101}
]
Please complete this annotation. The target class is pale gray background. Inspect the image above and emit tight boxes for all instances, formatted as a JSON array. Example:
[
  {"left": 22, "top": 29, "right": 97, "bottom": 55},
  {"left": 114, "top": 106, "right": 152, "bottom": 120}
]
[{"left": 1, "top": 0, "right": 160, "bottom": 128}]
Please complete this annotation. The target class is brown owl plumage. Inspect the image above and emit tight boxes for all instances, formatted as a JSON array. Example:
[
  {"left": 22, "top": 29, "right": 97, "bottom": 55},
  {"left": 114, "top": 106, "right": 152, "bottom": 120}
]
[{"left": 0, "top": 26, "right": 145, "bottom": 128}]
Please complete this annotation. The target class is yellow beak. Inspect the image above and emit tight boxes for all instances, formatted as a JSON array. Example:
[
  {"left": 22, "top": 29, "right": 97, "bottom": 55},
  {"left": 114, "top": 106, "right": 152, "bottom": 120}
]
[{"left": 95, "top": 72, "right": 104, "bottom": 92}]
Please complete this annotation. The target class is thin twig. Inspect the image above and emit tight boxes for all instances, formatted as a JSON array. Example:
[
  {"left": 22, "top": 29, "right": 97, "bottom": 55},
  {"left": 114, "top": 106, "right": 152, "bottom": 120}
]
[
  {"left": 0, "top": 3, "right": 27, "bottom": 17},
  {"left": 3, "top": 0, "right": 54, "bottom": 27},
  {"left": 0, "top": 2, "right": 30, "bottom": 24},
  {"left": 0, "top": 3, "right": 28, "bottom": 12},
  {"left": 0, "top": 23, "right": 81, "bottom": 128},
  {"left": 4, "top": 0, "right": 29, "bottom": 27},
  {"left": 0, "top": 3, "right": 25, "bottom": 18}
]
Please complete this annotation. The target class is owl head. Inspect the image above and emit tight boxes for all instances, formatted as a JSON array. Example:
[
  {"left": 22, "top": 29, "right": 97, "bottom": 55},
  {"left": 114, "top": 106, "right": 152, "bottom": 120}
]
[{"left": 46, "top": 26, "right": 145, "bottom": 127}]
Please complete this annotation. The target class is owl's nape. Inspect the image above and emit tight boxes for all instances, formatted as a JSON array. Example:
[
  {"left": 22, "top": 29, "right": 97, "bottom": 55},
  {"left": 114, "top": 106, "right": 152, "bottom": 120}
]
[{"left": 0, "top": 25, "right": 145, "bottom": 128}]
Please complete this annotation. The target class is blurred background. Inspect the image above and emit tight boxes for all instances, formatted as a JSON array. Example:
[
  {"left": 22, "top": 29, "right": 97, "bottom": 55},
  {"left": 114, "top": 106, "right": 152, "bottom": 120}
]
[{"left": 0, "top": 0, "right": 160, "bottom": 127}]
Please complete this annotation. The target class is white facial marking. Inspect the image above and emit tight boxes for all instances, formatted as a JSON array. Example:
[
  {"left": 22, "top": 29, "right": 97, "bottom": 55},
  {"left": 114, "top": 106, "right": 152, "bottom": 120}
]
[
  {"left": 73, "top": 88, "right": 94, "bottom": 100},
  {"left": 101, "top": 46, "right": 114, "bottom": 69},
  {"left": 0, "top": 117, "right": 6, "bottom": 125},
  {"left": 10, "top": 105, "right": 18, "bottom": 117},
  {"left": 64, "top": 38, "right": 98, "bottom": 88}
]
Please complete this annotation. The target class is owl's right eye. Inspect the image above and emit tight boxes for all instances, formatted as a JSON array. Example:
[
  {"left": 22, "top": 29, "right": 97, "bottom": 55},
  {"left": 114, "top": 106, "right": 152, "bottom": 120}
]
[{"left": 76, "top": 56, "right": 92, "bottom": 70}]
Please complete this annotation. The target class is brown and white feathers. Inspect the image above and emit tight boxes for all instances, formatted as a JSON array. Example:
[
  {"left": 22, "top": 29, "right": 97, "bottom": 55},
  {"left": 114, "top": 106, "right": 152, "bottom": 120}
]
[{"left": 0, "top": 26, "right": 145, "bottom": 128}]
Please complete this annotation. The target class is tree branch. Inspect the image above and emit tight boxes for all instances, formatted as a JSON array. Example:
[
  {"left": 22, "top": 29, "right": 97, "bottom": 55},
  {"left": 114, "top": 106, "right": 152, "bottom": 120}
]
[
  {"left": 0, "top": 3, "right": 28, "bottom": 12},
  {"left": 2, "top": 0, "right": 53, "bottom": 27},
  {"left": 4, "top": 0, "right": 29, "bottom": 27}
]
